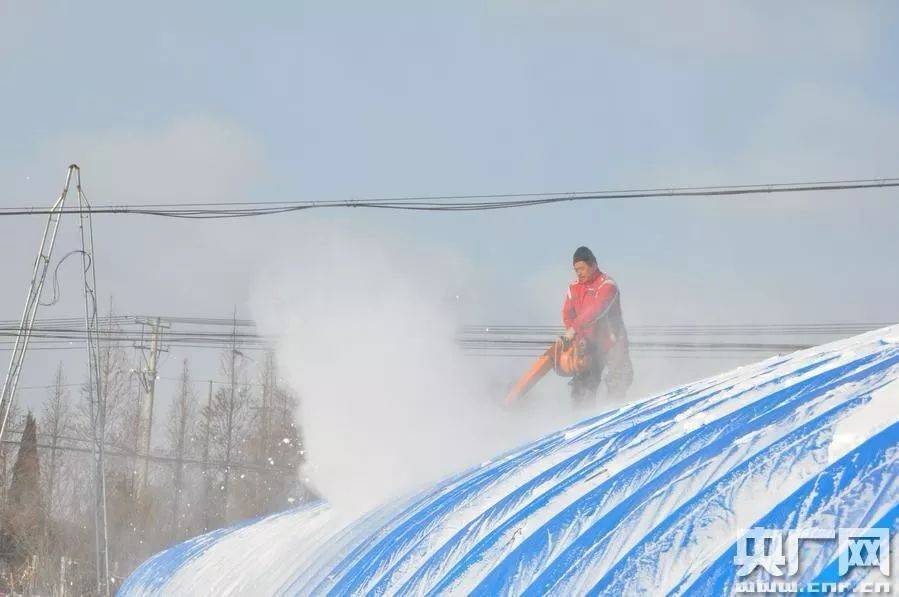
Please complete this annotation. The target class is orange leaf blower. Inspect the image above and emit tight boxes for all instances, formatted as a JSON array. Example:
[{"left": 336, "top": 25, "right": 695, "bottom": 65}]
[{"left": 503, "top": 336, "right": 591, "bottom": 405}]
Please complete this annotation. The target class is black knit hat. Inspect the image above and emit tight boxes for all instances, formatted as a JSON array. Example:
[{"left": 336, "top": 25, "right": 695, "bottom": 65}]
[{"left": 573, "top": 246, "right": 597, "bottom": 265}]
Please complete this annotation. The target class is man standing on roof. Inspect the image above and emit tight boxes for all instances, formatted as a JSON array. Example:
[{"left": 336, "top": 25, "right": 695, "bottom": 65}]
[{"left": 562, "top": 246, "right": 633, "bottom": 403}]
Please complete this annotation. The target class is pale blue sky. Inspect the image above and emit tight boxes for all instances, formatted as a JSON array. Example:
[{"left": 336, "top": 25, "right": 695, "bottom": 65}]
[{"left": 2, "top": 1, "right": 898, "bottom": 413}]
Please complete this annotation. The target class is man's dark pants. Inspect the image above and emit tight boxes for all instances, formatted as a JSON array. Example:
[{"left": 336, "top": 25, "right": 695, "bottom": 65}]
[{"left": 570, "top": 340, "right": 634, "bottom": 404}]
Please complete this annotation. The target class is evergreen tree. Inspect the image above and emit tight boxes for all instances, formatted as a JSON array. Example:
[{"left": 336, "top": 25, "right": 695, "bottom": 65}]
[{"left": 1, "top": 413, "right": 44, "bottom": 589}]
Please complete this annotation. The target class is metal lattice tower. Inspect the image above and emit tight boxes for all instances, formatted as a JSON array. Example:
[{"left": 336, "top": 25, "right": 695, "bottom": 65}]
[{"left": 0, "top": 165, "right": 110, "bottom": 596}]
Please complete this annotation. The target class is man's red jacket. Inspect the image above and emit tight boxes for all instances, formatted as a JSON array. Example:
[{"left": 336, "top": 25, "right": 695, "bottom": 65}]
[{"left": 562, "top": 270, "right": 625, "bottom": 353}]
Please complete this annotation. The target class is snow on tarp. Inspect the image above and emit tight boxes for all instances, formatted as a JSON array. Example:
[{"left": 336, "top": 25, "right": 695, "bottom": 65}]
[{"left": 120, "top": 326, "right": 899, "bottom": 595}]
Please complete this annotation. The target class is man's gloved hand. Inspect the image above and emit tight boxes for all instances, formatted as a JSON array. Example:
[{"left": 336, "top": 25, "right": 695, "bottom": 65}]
[{"left": 561, "top": 327, "right": 576, "bottom": 349}]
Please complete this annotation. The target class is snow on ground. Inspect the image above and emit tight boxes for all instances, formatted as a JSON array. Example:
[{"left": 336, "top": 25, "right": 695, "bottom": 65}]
[{"left": 120, "top": 325, "right": 899, "bottom": 595}]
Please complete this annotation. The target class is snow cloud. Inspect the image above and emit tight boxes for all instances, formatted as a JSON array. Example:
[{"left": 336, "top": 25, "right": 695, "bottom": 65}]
[{"left": 251, "top": 226, "right": 582, "bottom": 512}]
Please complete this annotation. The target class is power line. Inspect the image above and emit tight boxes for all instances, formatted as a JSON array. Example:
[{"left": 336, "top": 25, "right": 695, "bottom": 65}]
[
  {"left": 0, "top": 318, "right": 888, "bottom": 357},
  {"left": 0, "top": 344, "right": 271, "bottom": 353},
  {"left": 0, "top": 435, "right": 297, "bottom": 474},
  {"left": 4, "top": 316, "right": 888, "bottom": 334},
  {"left": 0, "top": 315, "right": 256, "bottom": 328},
  {"left": 458, "top": 323, "right": 890, "bottom": 336},
  {"left": 4, "top": 320, "right": 889, "bottom": 337},
  {"left": 0, "top": 309, "right": 888, "bottom": 361},
  {"left": 1, "top": 177, "right": 897, "bottom": 219},
  {"left": 14, "top": 382, "right": 83, "bottom": 391}
]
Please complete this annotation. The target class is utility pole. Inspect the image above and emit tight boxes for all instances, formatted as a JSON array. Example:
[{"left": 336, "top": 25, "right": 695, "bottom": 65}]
[
  {"left": 256, "top": 351, "right": 275, "bottom": 511},
  {"left": 222, "top": 315, "right": 238, "bottom": 522},
  {"left": 59, "top": 556, "right": 67, "bottom": 597},
  {"left": 133, "top": 317, "right": 169, "bottom": 499},
  {"left": 170, "top": 359, "right": 192, "bottom": 540},
  {"left": 202, "top": 380, "right": 213, "bottom": 532}
]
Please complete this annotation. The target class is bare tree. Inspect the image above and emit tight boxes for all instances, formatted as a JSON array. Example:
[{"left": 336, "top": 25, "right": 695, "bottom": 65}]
[
  {"left": 40, "top": 363, "right": 72, "bottom": 520},
  {"left": 74, "top": 307, "right": 138, "bottom": 457},
  {"left": 241, "top": 351, "right": 306, "bottom": 516},
  {"left": 201, "top": 342, "right": 254, "bottom": 526},
  {"left": 71, "top": 304, "right": 144, "bottom": 586},
  {"left": 0, "top": 315, "right": 313, "bottom": 593}
]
